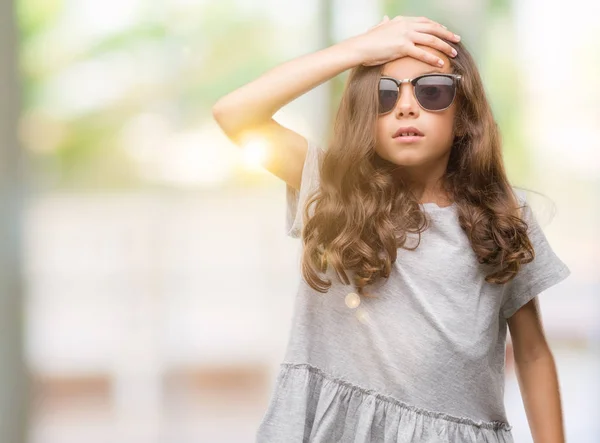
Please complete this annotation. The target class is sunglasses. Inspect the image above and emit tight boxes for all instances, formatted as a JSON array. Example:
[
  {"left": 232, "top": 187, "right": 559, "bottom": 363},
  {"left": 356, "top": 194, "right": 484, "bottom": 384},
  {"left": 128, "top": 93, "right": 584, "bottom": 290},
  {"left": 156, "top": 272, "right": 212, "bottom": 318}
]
[{"left": 378, "top": 73, "right": 462, "bottom": 114}]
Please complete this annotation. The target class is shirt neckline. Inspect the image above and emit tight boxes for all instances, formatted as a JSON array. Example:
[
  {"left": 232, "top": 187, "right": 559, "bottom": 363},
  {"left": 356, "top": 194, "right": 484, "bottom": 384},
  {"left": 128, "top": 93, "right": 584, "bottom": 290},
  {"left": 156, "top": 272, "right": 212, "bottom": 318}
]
[{"left": 419, "top": 201, "right": 457, "bottom": 211}]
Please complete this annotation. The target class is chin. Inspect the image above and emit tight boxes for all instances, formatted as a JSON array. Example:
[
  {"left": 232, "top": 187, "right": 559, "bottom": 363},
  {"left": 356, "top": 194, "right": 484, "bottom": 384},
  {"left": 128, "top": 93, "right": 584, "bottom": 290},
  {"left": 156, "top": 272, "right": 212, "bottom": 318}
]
[{"left": 382, "top": 150, "right": 425, "bottom": 167}]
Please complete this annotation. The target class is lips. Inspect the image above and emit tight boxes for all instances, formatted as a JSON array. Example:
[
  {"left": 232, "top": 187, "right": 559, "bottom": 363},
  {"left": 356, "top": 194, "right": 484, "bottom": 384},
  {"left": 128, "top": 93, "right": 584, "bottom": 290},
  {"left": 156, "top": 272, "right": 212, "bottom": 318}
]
[{"left": 393, "top": 126, "right": 424, "bottom": 138}]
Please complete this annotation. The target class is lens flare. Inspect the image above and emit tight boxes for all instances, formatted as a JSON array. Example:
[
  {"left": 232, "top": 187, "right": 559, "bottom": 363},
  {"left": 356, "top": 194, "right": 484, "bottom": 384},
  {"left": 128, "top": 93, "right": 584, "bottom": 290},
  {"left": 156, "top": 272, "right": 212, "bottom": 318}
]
[
  {"left": 345, "top": 292, "right": 361, "bottom": 309},
  {"left": 241, "top": 137, "right": 268, "bottom": 169}
]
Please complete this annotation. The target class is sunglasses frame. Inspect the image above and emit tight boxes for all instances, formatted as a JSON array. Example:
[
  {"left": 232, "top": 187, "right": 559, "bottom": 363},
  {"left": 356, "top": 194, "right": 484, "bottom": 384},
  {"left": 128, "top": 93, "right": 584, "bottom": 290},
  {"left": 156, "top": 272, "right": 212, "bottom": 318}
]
[{"left": 378, "top": 73, "right": 462, "bottom": 114}]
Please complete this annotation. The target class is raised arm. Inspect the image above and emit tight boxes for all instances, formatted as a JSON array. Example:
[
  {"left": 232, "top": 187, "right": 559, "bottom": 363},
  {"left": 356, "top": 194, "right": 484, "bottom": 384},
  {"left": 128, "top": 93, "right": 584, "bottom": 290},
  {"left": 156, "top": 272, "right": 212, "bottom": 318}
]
[
  {"left": 212, "top": 42, "right": 362, "bottom": 191},
  {"left": 211, "top": 16, "right": 459, "bottom": 190}
]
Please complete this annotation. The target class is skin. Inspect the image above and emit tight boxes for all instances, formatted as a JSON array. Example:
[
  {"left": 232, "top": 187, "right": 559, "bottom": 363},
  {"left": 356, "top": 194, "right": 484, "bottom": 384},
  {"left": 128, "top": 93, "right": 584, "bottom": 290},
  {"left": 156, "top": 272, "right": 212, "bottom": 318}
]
[
  {"left": 508, "top": 297, "right": 566, "bottom": 442},
  {"left": 375, "top": 45, "right": 457, "bottom": 206}
]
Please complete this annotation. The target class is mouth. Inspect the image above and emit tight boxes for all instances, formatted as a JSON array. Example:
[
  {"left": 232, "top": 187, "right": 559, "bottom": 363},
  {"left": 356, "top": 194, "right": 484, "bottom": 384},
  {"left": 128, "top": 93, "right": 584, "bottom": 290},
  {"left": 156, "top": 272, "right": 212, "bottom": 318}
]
[
  {"left": 393, "top": 126, "right": 424, "bottom": 139},
  {"left": 392, "top": 135, "right": 423, "bottom": 144}
]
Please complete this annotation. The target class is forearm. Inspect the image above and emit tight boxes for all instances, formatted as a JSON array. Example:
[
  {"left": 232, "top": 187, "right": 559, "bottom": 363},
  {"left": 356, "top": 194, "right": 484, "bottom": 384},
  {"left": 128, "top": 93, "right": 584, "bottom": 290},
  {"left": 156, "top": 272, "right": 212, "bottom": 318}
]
[
  {"left": 212, "top": 38, "right": 364, "bottom": 135},
  {"left": 514, "top": 349, "right": 565, "bottom": 443}
]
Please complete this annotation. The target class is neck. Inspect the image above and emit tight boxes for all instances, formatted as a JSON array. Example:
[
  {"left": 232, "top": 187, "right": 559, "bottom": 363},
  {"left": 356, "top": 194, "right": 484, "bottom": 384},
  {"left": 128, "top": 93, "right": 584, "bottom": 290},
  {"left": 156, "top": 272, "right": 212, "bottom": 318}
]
[
  {"left": 393, "top": 152, "right": 452, "bottom": 205},
  {"left": 413, "top": 183, "right": 451, "bottom": 205}
]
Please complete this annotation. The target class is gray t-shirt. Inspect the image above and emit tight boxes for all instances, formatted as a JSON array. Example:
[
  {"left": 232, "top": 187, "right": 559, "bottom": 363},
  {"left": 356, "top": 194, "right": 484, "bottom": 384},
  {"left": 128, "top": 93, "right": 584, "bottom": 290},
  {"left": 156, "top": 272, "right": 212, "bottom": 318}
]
[{"left": 256, "top": 139, "right": 571, "bottom": 443}]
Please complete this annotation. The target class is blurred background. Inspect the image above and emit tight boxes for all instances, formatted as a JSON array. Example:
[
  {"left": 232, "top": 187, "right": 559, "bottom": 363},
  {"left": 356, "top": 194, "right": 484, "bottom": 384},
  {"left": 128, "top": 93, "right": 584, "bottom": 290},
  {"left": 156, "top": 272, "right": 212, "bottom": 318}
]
[{"left": 1, "top": 0, "right": 599, "bottom": 442}]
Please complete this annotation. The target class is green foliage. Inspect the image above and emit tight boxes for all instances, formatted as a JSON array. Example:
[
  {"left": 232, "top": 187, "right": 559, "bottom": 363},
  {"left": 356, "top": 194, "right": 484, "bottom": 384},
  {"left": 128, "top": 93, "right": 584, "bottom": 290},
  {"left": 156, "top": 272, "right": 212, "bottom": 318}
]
[
  {"left": 18, "top": 0, "right": 530, "bottom": 189},
  {"left": 17, "top": 0, "right": 64, "bottom": 37},
  {"left": 18, "top": 0, "right": 278, "bottom": 189}
]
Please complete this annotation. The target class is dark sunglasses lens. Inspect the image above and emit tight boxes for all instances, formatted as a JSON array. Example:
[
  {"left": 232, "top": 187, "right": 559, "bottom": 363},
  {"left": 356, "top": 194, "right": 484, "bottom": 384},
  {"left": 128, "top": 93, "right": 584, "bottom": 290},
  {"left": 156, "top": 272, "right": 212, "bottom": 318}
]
[
  {"left": 414, "top": 76, "right": 456, "bottom": 110},
  {"left": 378, "top": 78, "right": 398, "bottom": 114}
]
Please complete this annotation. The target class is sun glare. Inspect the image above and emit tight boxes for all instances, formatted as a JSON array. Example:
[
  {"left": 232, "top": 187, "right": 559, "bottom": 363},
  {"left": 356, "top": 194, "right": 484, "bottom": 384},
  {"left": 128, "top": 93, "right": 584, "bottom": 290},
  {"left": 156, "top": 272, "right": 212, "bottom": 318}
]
[{"left": 241, "top": 137, "right": 269, "bottom": 169}]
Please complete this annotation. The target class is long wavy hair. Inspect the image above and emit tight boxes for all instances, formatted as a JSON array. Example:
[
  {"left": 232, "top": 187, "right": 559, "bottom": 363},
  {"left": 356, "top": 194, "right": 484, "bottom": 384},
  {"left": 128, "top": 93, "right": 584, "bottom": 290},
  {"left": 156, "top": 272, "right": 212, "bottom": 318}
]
[{"left": 300, "top": 40, "right": 535, "bottom": 296}]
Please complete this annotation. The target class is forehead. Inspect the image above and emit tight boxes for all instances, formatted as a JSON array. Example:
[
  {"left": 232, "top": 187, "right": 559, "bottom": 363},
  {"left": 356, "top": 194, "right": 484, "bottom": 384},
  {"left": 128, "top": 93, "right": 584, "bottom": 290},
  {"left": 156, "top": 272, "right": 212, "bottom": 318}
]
[{"left": 381, "top": 45, "right": 451, "bottom": 79}]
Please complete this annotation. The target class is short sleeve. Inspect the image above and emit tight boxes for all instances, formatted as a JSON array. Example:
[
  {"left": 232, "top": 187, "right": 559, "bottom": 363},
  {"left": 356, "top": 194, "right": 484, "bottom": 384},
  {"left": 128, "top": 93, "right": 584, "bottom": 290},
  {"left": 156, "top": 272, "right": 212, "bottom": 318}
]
[
  {"left": 500, "top": 194, "right": 571, "bottom": 319},
  {"left": 285, "top": 138, "right": 324, "bottom": 238}
]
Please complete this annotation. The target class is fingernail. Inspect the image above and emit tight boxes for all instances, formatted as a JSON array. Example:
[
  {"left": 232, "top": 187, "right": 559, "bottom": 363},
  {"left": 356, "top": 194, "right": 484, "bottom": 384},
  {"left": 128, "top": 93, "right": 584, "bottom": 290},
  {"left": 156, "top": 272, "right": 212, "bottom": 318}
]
[
  {"left": 442, "top": 25, "right": 447, "bottom": 29},
  {"left": 438, "top": 59, "right": 444, "bottom": 67},
  {"left": 454, "top": 34, "right": 461, "bottom": 41},
  {"left": 452, "top": 48, "right": 457, "bottom": 56}
]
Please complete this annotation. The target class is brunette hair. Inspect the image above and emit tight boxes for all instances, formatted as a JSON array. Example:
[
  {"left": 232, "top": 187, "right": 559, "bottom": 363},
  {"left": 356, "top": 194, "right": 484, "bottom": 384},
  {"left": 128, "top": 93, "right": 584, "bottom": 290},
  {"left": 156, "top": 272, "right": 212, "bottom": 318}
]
[{"left": 301, "top": 40, "right": 534, "bottom": 296}]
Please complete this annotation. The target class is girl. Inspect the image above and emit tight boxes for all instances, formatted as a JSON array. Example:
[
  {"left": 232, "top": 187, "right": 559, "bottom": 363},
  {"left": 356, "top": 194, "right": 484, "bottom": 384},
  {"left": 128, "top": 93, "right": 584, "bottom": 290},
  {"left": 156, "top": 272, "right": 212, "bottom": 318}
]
[{"left": 212, "top": 15, "right": 570, "bottom": 443}]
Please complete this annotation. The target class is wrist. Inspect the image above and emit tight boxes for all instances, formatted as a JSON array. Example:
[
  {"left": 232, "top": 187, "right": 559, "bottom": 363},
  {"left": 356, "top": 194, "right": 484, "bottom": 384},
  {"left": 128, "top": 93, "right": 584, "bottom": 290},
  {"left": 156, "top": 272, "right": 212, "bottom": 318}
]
[{"left": 334, "top": 36, "right": 366, "bottom": 67}]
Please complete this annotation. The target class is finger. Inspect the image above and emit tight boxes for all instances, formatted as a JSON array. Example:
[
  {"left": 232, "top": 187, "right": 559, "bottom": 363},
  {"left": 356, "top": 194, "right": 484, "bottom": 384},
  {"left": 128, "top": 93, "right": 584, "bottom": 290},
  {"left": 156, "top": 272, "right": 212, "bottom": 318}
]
[
  {"left": 406, "top": 45, "right": 446, "bottom": 68},
  {"left": 410, "top": 29, "right": 458, "bottom": 58},
  {"left": 412, "top": 23, "right": 460, "bottom": 44}
]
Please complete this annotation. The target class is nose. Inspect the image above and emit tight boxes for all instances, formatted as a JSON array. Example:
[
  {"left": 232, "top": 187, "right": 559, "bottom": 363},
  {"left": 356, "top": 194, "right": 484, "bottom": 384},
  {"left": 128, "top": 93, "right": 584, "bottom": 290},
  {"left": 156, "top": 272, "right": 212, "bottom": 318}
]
[{"left": 395, "top": 82, "right": 419, "bottom": 118}]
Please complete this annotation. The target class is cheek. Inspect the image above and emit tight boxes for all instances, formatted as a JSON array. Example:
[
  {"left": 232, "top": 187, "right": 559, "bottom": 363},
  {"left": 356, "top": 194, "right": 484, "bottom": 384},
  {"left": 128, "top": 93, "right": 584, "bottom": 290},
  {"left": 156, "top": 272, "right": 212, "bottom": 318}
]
[
  {"left": 375, "top": 118, "right": 386, "bottom": 137},
  {"left": 438, "top": 119, "right": 456, "bottom": 140},
  {"left": 430, "top": 114, "right": 456, "bottom": 145}
]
